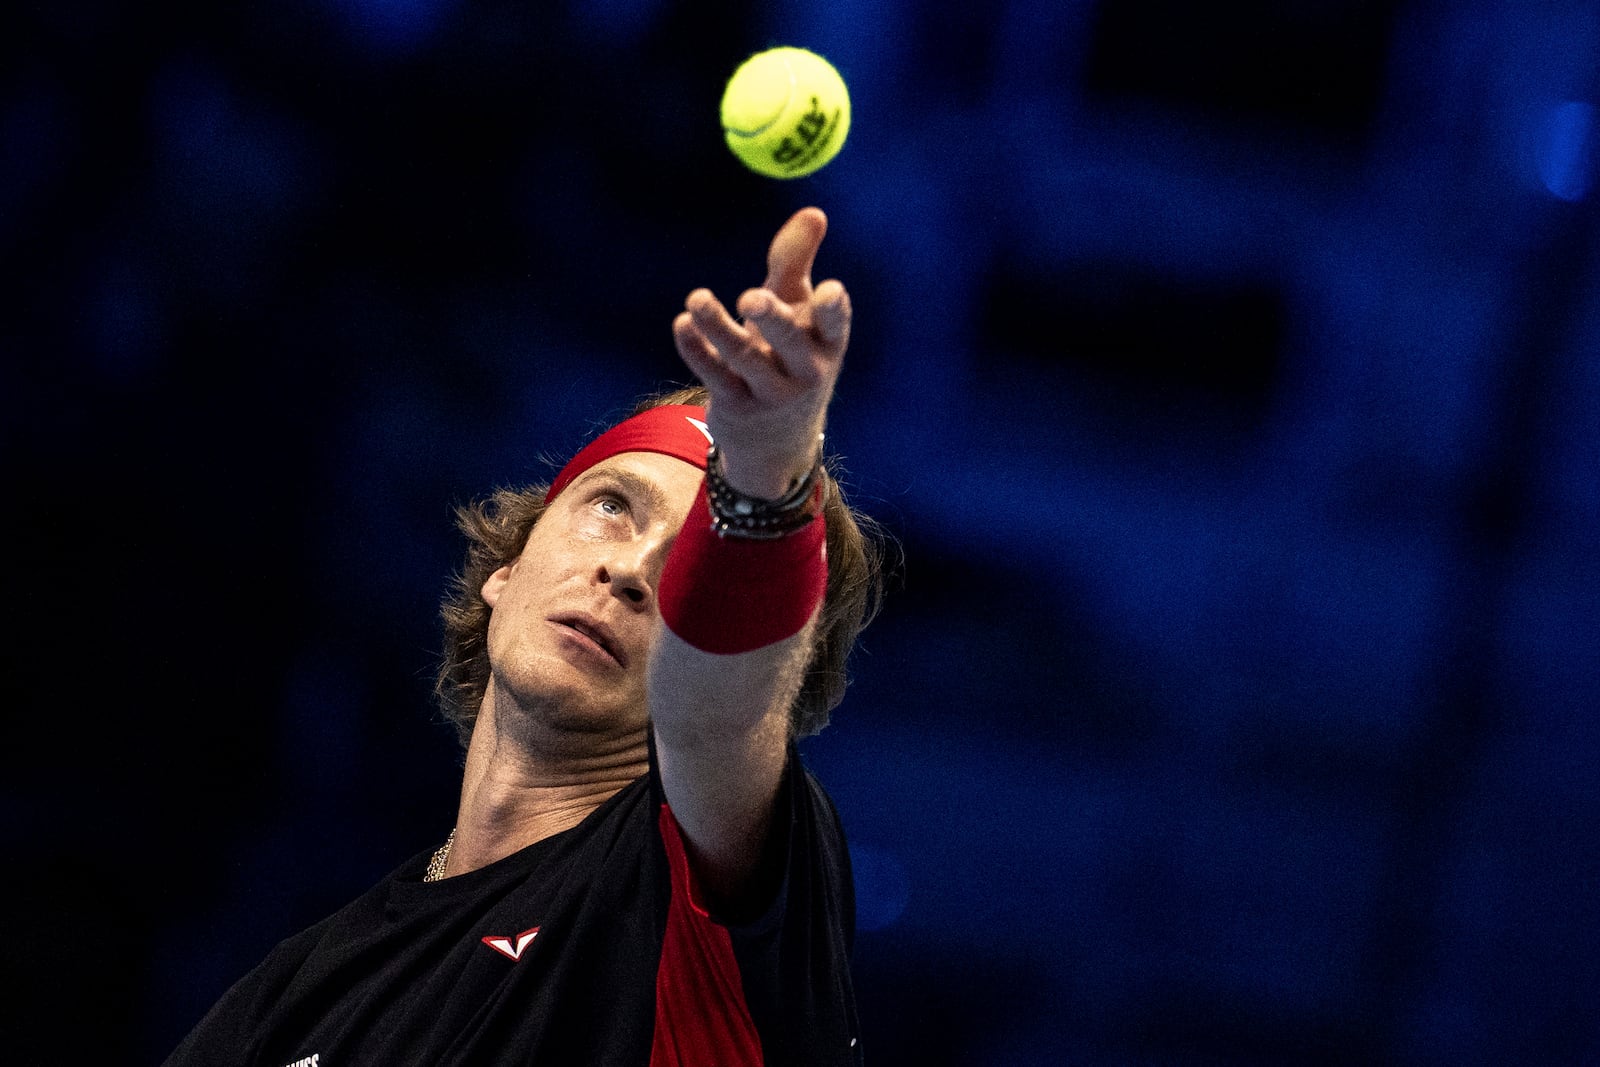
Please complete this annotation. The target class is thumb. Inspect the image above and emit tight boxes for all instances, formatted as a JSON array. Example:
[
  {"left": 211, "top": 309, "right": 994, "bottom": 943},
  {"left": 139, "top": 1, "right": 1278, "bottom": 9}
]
[{"left": 763, "top": 207, "right": 828, "bottom": 304}]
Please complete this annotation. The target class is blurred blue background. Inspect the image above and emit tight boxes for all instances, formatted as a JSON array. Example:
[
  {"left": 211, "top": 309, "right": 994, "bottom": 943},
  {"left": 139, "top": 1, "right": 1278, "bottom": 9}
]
[{"left": 6, "top": 1, "right": 1598, "bottom": 1063}]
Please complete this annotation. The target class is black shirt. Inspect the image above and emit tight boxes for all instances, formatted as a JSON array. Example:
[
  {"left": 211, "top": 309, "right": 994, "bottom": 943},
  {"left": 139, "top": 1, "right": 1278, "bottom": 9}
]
[{"left": 163, "top": 745, "right": 861, "bottom": 1066}]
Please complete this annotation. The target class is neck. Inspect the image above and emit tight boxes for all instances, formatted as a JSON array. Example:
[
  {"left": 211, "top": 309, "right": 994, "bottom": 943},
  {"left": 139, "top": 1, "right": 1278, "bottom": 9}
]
[{"left": 442, "top": 687, "right": 649, "bottom": 878}]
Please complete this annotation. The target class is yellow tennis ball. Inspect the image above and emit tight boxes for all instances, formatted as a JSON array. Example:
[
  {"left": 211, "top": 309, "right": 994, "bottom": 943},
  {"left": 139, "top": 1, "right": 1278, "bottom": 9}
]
[{"left": 720, "top": 46, "right": 851, "bottom": 179}]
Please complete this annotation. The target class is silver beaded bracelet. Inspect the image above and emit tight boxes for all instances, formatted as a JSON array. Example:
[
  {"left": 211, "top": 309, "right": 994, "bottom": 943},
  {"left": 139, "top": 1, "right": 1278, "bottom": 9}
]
[{"left": 704, "top": 442, "right": 823, "bottom": 540}]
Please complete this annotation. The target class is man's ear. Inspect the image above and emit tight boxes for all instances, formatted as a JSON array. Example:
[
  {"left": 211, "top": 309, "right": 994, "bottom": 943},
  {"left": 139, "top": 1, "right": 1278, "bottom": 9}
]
[{"left": 481, "top": 564, "right": 513, "bottom": 607}]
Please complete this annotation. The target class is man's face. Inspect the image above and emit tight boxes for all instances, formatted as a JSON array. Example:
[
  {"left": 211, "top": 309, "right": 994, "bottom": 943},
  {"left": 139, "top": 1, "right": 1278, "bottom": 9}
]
[{"left": 480, "top": 451, "right": 704, "bottom": 738}]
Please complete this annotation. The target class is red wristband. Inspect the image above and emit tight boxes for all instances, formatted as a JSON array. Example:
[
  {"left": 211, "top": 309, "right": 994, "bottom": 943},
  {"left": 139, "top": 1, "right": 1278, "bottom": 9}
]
[{"left": 658, "top": 482, "right": 828, "bottom": 654}]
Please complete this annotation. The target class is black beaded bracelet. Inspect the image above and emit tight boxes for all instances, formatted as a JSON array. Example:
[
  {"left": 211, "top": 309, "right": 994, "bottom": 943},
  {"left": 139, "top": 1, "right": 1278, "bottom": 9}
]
[{"left": 704, "top": 441, "right": 823, "bottom": 540}]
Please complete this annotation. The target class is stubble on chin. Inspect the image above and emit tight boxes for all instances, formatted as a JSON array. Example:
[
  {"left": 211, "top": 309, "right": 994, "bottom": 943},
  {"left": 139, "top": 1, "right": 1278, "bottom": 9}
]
[{"left": 483, "top": 659, "right": 649, "bottom": 761}]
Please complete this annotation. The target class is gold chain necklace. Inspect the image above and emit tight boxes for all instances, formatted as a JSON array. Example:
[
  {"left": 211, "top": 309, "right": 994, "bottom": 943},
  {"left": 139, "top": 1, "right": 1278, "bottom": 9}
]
[{"left": 423, "top": 828, "right": 454, "bottom": 882}]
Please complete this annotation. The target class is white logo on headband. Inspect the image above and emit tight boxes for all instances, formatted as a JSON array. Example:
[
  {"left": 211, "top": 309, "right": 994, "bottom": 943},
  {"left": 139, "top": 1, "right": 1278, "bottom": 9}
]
[{"left": 686, "top": 417, "right": 714, "bottom": 444}]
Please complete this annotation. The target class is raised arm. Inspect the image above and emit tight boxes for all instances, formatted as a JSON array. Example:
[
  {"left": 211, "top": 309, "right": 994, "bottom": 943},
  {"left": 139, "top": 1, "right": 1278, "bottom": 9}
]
[{"left": 650, "top": 207, "right": 851, "bottom": 910}]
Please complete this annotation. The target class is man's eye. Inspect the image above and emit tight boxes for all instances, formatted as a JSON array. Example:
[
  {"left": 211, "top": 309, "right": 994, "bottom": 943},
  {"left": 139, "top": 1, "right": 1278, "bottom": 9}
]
[{"left": 595, "top": 495, "right": 628, "bottom": 517}]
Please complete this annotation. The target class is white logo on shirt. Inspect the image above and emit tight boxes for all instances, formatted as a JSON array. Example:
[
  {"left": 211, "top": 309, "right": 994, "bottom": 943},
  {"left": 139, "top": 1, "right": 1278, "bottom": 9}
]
[
  {"left": 282, "top": 1055, "right": 319, "bottom": 1067},
  {"left": 481, "top": 926, "right": 541, "bottom": 961}
]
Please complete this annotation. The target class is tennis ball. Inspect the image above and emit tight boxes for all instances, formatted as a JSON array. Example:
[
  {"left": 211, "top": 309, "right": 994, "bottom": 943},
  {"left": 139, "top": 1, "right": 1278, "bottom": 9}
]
[{"left": 720, "top": 47, "right": 851, "bottom": 179}]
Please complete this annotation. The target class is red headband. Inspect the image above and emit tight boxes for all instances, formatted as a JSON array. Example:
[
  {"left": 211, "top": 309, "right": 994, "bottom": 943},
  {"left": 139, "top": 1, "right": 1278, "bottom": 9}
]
[{"left": 545, "top": 404, "right": 712, "bottom": 503}]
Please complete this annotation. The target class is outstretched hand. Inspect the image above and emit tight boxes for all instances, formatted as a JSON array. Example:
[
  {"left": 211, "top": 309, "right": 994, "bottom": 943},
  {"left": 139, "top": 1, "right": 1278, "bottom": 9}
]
[{"left": 672, "top": 206, "right": 851, "bottom": 499}]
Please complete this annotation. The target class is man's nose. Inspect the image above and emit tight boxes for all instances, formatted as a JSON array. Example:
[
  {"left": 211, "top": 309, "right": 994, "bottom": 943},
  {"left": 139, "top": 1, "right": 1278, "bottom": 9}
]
[{"left": 596, "top": 539, "right": 661, "bottom": 608}]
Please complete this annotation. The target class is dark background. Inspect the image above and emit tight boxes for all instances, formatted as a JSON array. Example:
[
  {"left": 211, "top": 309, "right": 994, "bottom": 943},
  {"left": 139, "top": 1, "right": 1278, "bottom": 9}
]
[{"left": 6, "top": 1, "right": 1599, "bottom": 1063}]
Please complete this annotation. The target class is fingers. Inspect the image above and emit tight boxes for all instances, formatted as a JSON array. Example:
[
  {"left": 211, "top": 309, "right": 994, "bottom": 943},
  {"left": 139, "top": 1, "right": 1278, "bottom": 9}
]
[
  {"left": 811, "top": 279, "right": 851, "bottom": 350},
  {"left": 685, "top": 288, "right": 747, "bottom": 351},
  {"left": 673, "top": 312, "right": 747, "bottom": 397},
  {"left": 738, "top": 279, "right": 852, "bottom": 357},
  {"left": 730, "top": 290, "right": 811, "bottom": 385},
  {"left": 763, "top": 206, "right": 827, "bottom": 305},
  {"left": 681, "top": 289, "right": 787, "bottom": 394}
]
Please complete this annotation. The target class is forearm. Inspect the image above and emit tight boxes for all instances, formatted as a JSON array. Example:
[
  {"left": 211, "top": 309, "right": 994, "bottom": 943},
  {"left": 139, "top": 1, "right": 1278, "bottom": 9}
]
[
  {"left": 647, "top": 468, "right": 827, "bottom": 900},
  {"left": 647, "top": 617, "right": 814, "bottom": 744},
  {"left": 650, "top": 475, "right": 827, "bottom": 736}
]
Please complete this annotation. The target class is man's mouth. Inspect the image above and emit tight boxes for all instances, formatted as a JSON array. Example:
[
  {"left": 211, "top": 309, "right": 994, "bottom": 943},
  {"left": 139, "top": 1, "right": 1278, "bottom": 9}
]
[{"left": 551, "top": 614, "right": 626, "bottom": 667}]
